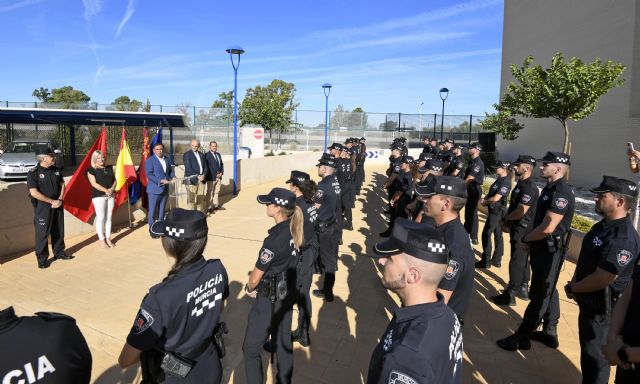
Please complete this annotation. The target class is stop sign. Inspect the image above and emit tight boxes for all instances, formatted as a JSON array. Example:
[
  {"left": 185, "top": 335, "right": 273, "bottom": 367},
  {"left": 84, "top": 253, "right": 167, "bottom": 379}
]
[{"left": 254, "top": 129, "right": 264, "bottom": 139}]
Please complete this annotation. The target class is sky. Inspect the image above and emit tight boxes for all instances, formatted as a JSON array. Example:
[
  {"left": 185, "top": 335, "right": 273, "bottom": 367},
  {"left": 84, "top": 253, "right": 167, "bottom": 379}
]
[{"left": 0, "top": 0, "right": 504, "bottom": 116}]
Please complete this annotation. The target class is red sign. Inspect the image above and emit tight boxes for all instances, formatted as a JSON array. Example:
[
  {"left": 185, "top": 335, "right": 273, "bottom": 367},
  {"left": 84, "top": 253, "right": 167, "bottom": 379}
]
[{"left": 254, "top": 129, "right": 264, "bottom": 139}]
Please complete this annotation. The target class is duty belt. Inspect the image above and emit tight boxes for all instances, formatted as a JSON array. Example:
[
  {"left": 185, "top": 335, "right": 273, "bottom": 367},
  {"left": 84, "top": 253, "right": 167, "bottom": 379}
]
[{"left": 317, "top": 220, "right": 336, "bottom": 230}]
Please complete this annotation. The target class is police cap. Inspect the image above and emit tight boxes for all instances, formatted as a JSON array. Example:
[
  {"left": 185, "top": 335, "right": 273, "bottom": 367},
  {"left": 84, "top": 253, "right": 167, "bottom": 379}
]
[
  {"left": 257, "top": 187, "right": 296, "bottom": 209},
  {"left": 415, "top": 175, "right": 467, "bottom": 198},
  {"left": 418, "top": 159, "right": 444, "bottom": 174},
  {"left": 538, "top": 151, "right": 571, "bottom": 165},
  {"left": 512, "top": 155, "right": 536, "bottom": 166},
  {"left": 494, "top": 160, "right": 511, "bottom": 169},
  {"left": 372, "top": 218, "right": 449, "bottom": 264},
  {"left": 286, "top": 170, "right": 310, "bottom": 186},
  {"left": 469, "top": 142, "right": 482, "bottom": 151},
  {"left": 150, "top": 208, "right": 208, "bottom": 240},
  {"left": 316, "top": 155, "right": 337, "bottom": 168},
  {"left": 328, "top": 143, "right": 343, "bottom": 151},
  {"left": 400, "top": 155, "right": 414, "bottom": 164},
  {"left": 590, "top": 175, "right": 638, "bottom": 198}
]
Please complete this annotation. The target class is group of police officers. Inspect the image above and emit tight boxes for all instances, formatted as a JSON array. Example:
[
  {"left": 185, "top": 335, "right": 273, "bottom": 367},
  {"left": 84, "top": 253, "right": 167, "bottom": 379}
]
[{"left": 4, "top": 134, "right": 640, "bottom": 383}]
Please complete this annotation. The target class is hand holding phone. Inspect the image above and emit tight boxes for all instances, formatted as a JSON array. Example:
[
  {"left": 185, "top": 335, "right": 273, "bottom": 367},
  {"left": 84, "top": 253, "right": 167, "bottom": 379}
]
[{"left": 628, "top": 142, "right": 635, "bottom": 153}]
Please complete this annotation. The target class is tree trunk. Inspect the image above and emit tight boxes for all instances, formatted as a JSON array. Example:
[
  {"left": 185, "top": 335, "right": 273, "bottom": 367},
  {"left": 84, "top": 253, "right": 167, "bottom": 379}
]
[
  {"left": 562, "top": 119, "right": 570, "bottom": 154},
  {"left": 269, "top": 128, "right": 272, "bottom": 152}
]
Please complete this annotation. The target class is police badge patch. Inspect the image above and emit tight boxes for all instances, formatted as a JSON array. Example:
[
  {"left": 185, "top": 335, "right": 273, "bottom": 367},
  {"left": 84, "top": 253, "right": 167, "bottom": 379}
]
[
  {"left": 500, "top": 186, "right": 508, "bottom": 194},
  {"left": 553, "top": 198, "right": 568, "bottom": 210},
  {"left": 473, "top": 166, "right": 480, "bottom": 173},
  {"left": 444, "top": 260, "right": 460, "bottom": 280},
  {"left": 617, "top": 250, "right": 633, "bottom": 267},
  {"left": 388, "top": 370, "right": 418, "bottom": 384},
  {"left": 521, "top": 194, "right": 531, "bottom": 204},
  {"left": 315, "top": 190, "right": 324, "bottom": 199},
  {"left": 260, "top": 248, "right": 275, "bottom": 264},
  {"left": 133, "top": 308, "right": 154, "bottom": 334}
]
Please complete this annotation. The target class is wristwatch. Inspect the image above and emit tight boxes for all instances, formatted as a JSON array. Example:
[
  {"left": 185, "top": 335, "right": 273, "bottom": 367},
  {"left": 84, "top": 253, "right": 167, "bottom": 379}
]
[{"left": 618, "top": 346, "right": 630, "bottom": 363}]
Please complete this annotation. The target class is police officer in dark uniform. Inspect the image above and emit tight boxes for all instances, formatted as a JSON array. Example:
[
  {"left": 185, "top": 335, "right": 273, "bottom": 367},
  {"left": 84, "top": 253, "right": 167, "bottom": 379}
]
[
  {"left": 339, "top": 146, "right": 355, "bottom": 230},
  {"left": 356, "top": 137, "right": 367, "bottom": 195},
  {"left": 477, "top": 160, "right": 512, "bottom": 269},
  {"left": 286, "top": 171, "right": 318, "bottom": 347},
  {"left": 380, "top": 156, "right": 414, "bottom": 237},
  {"left": 564, "top": 176, "right": 639, "bottom": 383},
  {"left": 497, "top": 151, "right": 575, "bottom": 351},
  {"left": 119, "top": 209, "right": 229, "bottom": 384},
  {"left": 408, "top": 159, "right": 444, "bottom": 224},
  {"left": 418, "top": 175, "right": 475, "bottom": 322},
  {"left": 27, "top": 147, "right": 73, "bottom": 269},
  {"left": 445, "top": 144, "right": 465, "bottom": 179},
  {"left": 0, "top": 306, "right": 92, "bottom": 383},
  {"left": 464, "top": 142, "right": 485, "bottom": 244},
  {"left": 383, "top": 144, "right": 403, "bottom": 215},
  {"left": 492, "top": 155, "right": 539, "bottom": 306},
  {"left": 367, "top": 219, "right": 463, "bottom": 384},
  {"left": 312, "top": 156, "right": 341, "bottom": 302}
]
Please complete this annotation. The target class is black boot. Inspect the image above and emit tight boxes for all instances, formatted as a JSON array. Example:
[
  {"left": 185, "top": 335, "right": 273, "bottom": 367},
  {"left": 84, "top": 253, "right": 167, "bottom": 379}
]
[
  {"left": 531, "top": 326, "right": 559, "bottom": 349},
  {"left": 297, "top": 324, "right": 310, "bottom": 347},
  {"left": 496, "top": 329, "right": 531, "bottom": 351},
  {"left": 491, "top": 290, "right": 516, "bottom": 306},
  {"left": 515, "top": 284, "right": 529, "bottom": 300},
  {"left": 475, "top": 259, "right": 490, "bottom": 269},
  {"left": 312, "top": 273, "right": 335, "bottom": 302},
  {"left": 379, "top": 228, "right": 392, "bottom": 237}
]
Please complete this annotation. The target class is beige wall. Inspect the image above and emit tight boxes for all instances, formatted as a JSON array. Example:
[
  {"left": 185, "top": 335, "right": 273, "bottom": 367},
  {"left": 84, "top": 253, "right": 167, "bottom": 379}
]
[
  {"left": 0, "top": 152, "right": 321, "bottom": 260},
  {"left": 497, "top": 0, "right": 638, "bottom": 187}
]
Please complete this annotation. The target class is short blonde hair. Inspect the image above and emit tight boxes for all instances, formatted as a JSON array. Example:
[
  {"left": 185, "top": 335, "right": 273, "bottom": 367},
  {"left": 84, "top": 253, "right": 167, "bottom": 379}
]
[{"left": 91, "top": 150, "right": 105, "bottom": 168}]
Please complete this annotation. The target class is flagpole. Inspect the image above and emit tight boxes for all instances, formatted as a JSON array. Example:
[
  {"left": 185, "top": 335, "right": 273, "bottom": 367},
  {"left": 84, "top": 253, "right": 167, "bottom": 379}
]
[{"left": 126, "top": 180, "right": 132, "bottom": 228}]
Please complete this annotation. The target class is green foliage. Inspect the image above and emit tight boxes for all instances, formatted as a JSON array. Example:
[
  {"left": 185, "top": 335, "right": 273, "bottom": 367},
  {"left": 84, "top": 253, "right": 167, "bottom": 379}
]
[
  {"left": 499, "top": 52, "right": 625, "bottom": 153},
  {"left": 239, "top": 79, "right": 298, "bottom": 146},
  {"left": 479, "top": 110, "right": 524, "bottom": 141},
  {"left": 143, "top": 98, "right": 152, "bottom": 112},
  {"left": 108, "top": 96, "right": 143, "bottom": 111},
  {"left": 212, "top": 91, "right": 234, "bottom": 112},
  {"left": 278, "top": 151, "right": 287, "bottom": 156},
  {"left": 32, "top": 87, "right": 51, "bottom": 102},
  {"left": 264, "top": 151, "right": 275, "bottom": 157},
  {"left": 331, "top": 105, "right": 368, "bottom": 129},
  {"left": 571, "top": 214, "right": 596, "bottom": 233},
  {"left": 32, "top": 86, "right": 91, "bottom": 109}
]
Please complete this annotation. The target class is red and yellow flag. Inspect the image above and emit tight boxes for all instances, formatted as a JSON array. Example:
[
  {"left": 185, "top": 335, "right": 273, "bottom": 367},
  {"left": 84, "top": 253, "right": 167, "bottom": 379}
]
[{"left": 114, "top": 127, "right": 138, "bottom": 209}]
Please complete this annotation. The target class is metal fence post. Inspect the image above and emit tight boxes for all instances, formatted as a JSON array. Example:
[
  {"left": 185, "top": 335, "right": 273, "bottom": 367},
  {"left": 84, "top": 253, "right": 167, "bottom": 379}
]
[
  {"left": 469, "top": 114, "right": 473, "bottom": 145},
  {"left": 433, "top": 114, "right": 437, "bottom": 139},
  {"left": 398, "top": 113, "right": 401, "bottom": 134}
]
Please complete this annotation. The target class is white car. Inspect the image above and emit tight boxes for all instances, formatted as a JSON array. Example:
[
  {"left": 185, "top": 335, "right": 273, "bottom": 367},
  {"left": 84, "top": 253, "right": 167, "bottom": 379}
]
[{"left": 0, "top": 139, "right": 63, "bottom": 180}]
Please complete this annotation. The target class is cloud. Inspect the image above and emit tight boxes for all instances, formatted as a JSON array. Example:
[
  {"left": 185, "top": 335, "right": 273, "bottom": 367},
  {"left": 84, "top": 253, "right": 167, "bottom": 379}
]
[
  {"left": 0, "top": 0, "right": 44, "bottom": 13},
  {"left": 116, "top": 0, "right": 136, "bottom": 39},
  {"left": 81, "top": 0, "right": 102, "bottom": 22}
]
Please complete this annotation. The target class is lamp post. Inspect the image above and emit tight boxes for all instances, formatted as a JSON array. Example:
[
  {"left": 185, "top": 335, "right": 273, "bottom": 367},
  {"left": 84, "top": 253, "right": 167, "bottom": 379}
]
[
  {"left": 322, "top": 83, "right": 332, "bottom": 153},
  {"left": 419, "top": 101, "right": 424, "bottom": 133},
  {"left": 439, "top": 88, "right": 449, "bottom": 142},
  {"left": 226, "top": 45, "right": 244, "bottom": 195}
]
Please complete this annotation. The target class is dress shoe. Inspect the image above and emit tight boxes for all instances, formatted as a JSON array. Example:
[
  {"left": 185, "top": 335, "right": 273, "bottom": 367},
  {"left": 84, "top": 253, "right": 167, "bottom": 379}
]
[
  {"left": 312, "top": 289, "right": 334, "bottom": 302},
  {"left": 491, "top": 291, "right": 516, "bottom": 306},
  {"left": 491, "top": 261, "right": 502, "bottom": 268},
  {"left": 215, "top": 206, "right": 226, "bottom": 211},
  {"left": 515, "top": 285, "right": 529, "bottom": 300},
  {"left": 38, "top": 260, "right": 50, "bottom": 269},
  {"left": 496, "top": 333, "right": 531, "bottom": 351},
  {"left": 379, "top": 229, "right": 392, "bottom": 238},
  {"left": 471, "top": 239, "right": 479, "bottom": 245},
  {"left": 383, "top": 208, "right": 393, "bottom": 215},
  {"left": 263, "top": 339, "right": 273, "bottom": 353},
  {"left": 150, "top": 233, "right": 160, "bottom": 239},
  {"left": 291, "top": 328, "right": 310, "bottom": 347},
  {"left": 344, "top": 222, "right": 353, "bottom": 231},
  {"left": 475, "top": 260, "right": 490, "bottom": 269},
  {"left": 54, "top": 252, "right": 74, "bottom": 260},
  {"left": 531, "top": 330, "right": 559, "bottom": 349}
]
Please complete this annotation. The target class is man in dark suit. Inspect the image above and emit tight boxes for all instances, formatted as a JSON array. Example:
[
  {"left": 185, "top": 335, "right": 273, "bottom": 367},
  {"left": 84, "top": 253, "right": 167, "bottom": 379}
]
[
  {"left": 144, "top": 143, "right": 175, "bottom": 237},
  {"left": 183, "top": 139, "right": 207, "bottom": 212},
  {"left": 205, "top": 140, "right": 224, "bottom": 213}
]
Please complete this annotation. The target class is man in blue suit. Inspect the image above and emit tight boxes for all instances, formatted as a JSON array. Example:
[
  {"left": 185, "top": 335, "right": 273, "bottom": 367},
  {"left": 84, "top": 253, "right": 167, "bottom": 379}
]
[
  {"left": 145, "top": 143, "right": 175, "bottom": 237},
  {"left": 205, "top": 141, "right": 224, "bottom": 213},
  {"left": 183, "top": 139, "right": 208, "bottom": 212}
]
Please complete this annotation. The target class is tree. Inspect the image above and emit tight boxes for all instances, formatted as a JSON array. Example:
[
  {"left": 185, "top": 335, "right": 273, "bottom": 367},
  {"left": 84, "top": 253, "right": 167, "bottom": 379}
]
[
  {"left": 478, "top": 110, "right": 524, "bottom": 141},
  {"left": 499, "top": 52, "right": 625, "bottom": 153},
  {"left": 109, "top": 96, "right": 143, "bottom": 112},
  {"left": 32, "top": 86, "right": 91, "bottom": 108},
  {"left": 239, "top": 79, "right": 298, "bottom": 148},
  {"left": 32, "top": 87, "right": 51, "bottom": 102},
  {"left": 212, "top": 91, "right": 234, "bottom": 112},
  {"left": 175, "top": 102, "right": 194, "bottom": 127},
  {"left": 143, "top": 99, "right": 152, "bottom": 112},
  {"left": 379, "top": 120, "right": 398, "bottom": 131}
]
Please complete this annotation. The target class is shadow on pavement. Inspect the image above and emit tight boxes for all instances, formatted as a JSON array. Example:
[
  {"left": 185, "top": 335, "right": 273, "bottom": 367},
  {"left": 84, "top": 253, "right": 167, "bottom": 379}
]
[{"left": 93, "top": 364, "right": 139, "bottom": 384}]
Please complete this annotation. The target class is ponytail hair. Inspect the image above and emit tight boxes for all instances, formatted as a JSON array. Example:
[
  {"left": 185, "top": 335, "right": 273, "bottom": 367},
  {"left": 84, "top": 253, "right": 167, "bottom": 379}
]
[
  {"left": 299, "top": 179, "right": 317, "bottom": 204},
  {"left": 161, "top": 236, "right": 208, "bottom": 282},
  {"left": 282, "top": 205, "right": 304, "bottom": 251}
]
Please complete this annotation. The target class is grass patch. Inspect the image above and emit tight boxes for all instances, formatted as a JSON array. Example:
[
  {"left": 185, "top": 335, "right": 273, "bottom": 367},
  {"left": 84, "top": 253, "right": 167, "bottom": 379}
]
[
  {"left": 572, "top": 214, "right": 596, "bottom": 232},
  {"left": 278, "top": 151, "right": 287, "bottom": 156},
  {"left": 265, "top": 151, "right": 275, "bottom": 157}
]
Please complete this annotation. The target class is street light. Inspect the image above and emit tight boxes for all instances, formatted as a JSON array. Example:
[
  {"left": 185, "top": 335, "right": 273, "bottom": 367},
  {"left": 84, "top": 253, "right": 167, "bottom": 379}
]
[
  {"left": 419, "top": 101, "right": 424, "bottom": 133},
  {"left": 322, "top": 83, "right": 332, "bottom": 153},
  {"left": 226, "top": 45, "right": 244, "bottom": 195},
  {"left": 439, "top": 87, "right": 449, "bottom": 142}
]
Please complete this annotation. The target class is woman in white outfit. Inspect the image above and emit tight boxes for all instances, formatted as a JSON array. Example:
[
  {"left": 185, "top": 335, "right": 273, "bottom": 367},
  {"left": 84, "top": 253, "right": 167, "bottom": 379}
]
[
  {"left": 86, "top": 150, "right": 116, "bottom": 248},
  {"left": 627, "top": 146, "right": 640, "bottom": 231}
]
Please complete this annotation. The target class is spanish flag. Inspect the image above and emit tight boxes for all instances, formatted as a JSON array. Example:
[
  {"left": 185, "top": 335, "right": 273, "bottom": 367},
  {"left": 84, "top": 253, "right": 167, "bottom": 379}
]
[{"left": 114, "top": 127, "right": 137, "bottom": 209}]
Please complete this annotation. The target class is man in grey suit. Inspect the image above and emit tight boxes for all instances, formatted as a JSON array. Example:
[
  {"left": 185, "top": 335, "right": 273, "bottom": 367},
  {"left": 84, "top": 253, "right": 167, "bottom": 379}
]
[
  {"left": 183, "top": 139, "right": 207, "bottom": 212},
  {"left": 205, "top": 141, "right": 224, "bottom": 213}
]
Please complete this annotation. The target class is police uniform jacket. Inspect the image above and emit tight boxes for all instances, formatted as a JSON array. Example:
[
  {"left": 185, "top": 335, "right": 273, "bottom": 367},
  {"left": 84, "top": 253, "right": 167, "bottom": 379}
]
[
  {"left": 505, "top": 177, "right": 539, "bottom": 231},
  {"left": 314, "top": 175, "right": 339, "bottom": 224},
  {"left": 0, "top": 307, "right": 92, "bottom": 384},
  {"left": 621, "top": 264, "right": 640, "bottom": 347},
  {"left": 445, "top": 155, "right": 465, "bottom": 179},
  {"left": 532, "top": 178, "right": 575, "bottom": 238},
  {"left": 437, "top": 218, "right": 475, "bottom": 316},
  {"left": 464, "top": 157, "right": 484, "bottom": 185},
  {"left": 575, "top": 217, "right": 639, "bottom": 297},
  {"left": 485, "top": 176, "right": 510, "bottom": 211},
  {"left": 296, "top": 195, "right": 318, "bottom": 249},
  {"left": 27, "top": 164, "right": 64, "bottom": 202},
  {"left": 367, "top": 294, "right": 462, "bottom": 384},
  {"left": 126, "top": 256, "right": 229, "bottom": 383},
  {"left": 393, "top": 170, "right": 414, "bottom": 202},
  {"left": 387, "top": 159, "right": 402, "bottom": 193},
  {"left": 256, "top": 220, "right": 298, "bottom": 289}
]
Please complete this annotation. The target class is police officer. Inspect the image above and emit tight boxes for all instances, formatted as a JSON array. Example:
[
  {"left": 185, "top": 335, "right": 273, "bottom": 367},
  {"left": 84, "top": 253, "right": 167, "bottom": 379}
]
[
  {"left": 356, "top": 137, "right": 367, "bottom": 195},
  {"left": 367, "top": 219, "right": 463, "bottom": 384},
  {"left": 312, "top": 156, "right": 341, "bottom": 302},
  {"left": 383, "top": 144, "right": 404, "bottom": 215},
  {"left": 464, "top": 142, "right": 485, "bottom": 244},
  {"left": 243, "top": 188, "right": 303, "bottom": 384},
  {"left": 564, "top": 176, "right": 639, "bottom": 383},
  {"left": 477, "top": 161, "right": 511, "bottom": 269},
  {"left": 418, "top": 175, "right": 475, "bottom": 321},
  {"left": 492, "top": 155, "right": 539, "bottom": 306},
  {"left": 119, "top": 209, "right": 229, "bottom": 384},
  {"left": 408, "top": 159, "right": 444, "bottom": 224},
  {"left": 0, "top": 307, "right": 92, "bottom": 383},
  {"left": 444, "top": 144, "right": 465, "bottom": 179},
  {"left": 380, "top": 156, "right": 414, "bottom": 237},
  {"left": 27, "top": 147, "right": 73, "bottom": 269},
  {"left": 497, "top": 151, "right": 575, "bottom": 351},
  {"left": 339, "top": 146, "right": 355, "bottom": 230},
  {"left": 286, "top": 171, "right": 318, "bottom": 347}
]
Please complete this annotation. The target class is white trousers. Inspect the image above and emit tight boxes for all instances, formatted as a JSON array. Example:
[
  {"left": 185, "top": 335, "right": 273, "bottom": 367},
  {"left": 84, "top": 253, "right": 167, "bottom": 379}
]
[{"left": 92, "top": 196, "right": 114, "bottom": 240}]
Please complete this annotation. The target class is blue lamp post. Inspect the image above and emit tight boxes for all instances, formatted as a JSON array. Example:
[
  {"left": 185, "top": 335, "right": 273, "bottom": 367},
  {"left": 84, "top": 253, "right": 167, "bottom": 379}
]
[
  {"left": 226, "top": 45, "right": 244, "bottom": 195},
  {"left": 322, "top": 83, "right": 332, "bottom": 153},
  {"left": 439, "top": 87, "right": 449, "bottom": 142}
]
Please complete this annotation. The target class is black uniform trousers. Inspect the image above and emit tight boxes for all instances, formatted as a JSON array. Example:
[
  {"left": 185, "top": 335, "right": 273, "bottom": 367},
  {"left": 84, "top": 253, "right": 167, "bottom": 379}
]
[
  {"left": 349, "top": 179, "right": 356, "bottom": 206},
  {"left": 243, "top": 293, "right": 294, "bottom": 384},
  {"left": 389, "top": 197, "right": 410, "bottom": 231},
  {"left": 480, "top": 205, "right": 505, "bottom": 266},
  {"left": 464, "top": 182, "right": 482, "bottom": 241},
  {"left": 318, "top": 223, "right": 338, "bottom": 273},
  {"left": 341, "top": 183, "right": 353, "bottom": 225},
  {"left": 508, "top": 225, "right": 531, "bottom": 289},
  {"left": 34, "top": 202, "right": 65, "bottom": 263},
  {"left": 578, "top": 308, "right": 610, "bottom": 384},
  {"left": 615, "top": 367, "right": 640, "bottom": 383},
  {"left": 519, "top": 242, "right": 564, "bottom": 335},
  {"left": 355, "top": 162, "right": 364, "bottom": 194},
  {"left": 296, "top": 245, "right": 317, "bottom": 331}
]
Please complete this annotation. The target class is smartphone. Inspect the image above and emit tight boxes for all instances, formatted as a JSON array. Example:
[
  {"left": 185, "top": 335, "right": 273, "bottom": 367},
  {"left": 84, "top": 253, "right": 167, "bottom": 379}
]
[{"left": 628, "top": 142, "right": 635, "bottom": 152}]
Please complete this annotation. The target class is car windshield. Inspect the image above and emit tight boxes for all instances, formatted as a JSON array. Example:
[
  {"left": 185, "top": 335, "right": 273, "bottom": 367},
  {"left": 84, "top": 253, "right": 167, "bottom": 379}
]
[{"left": 5, "top": 142, "right": 50, "bottom": 153}]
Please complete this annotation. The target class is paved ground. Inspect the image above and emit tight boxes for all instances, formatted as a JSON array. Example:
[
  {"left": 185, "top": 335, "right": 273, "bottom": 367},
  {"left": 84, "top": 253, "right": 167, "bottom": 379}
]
[{"left": 0, "top": 164, "right": 611, "bottom": 383}]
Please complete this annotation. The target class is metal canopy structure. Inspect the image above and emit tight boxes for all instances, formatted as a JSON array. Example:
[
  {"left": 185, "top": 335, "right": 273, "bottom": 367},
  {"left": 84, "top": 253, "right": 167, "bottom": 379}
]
[
  {"left": 0, "top": 108, "right": 187, "bottom": 165},
  {"left": 0, "top": 107, "right": 186, "bottom": 127}
]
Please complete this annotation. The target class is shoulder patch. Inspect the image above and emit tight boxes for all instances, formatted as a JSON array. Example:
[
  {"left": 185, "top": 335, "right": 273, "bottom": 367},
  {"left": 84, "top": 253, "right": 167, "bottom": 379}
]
[
  {"left": 260, "top": 248, "right": 275, "bottom": 265},
  {"left": 388, "top": 370, "right": 418, "bottom": 384},
  {"left": 133, "top": 308, "right": 154, "bottom": 334},
  {"left": 315, "top": 189, "right": 324, "bottom": 199},
  {"left": 499, "top": 186, "right": 508, "bottom": 194},
  {"left": 617, "top": 250, "right": 633, "bottom": 267},
  {"left": 473, "top": 165, "right": 480, "bottom": 173},
  {"left": 444, "top": 259, "right": 460, "bottom": 280},
  {"left": 35, "top": 312, "right": 75, "bottom": 322},
  {"left": 553, "top": 197, "right": 568, "bottom": 210},
  {"left": 521, "top": 194, "right": 531, "bottom": 204}
]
